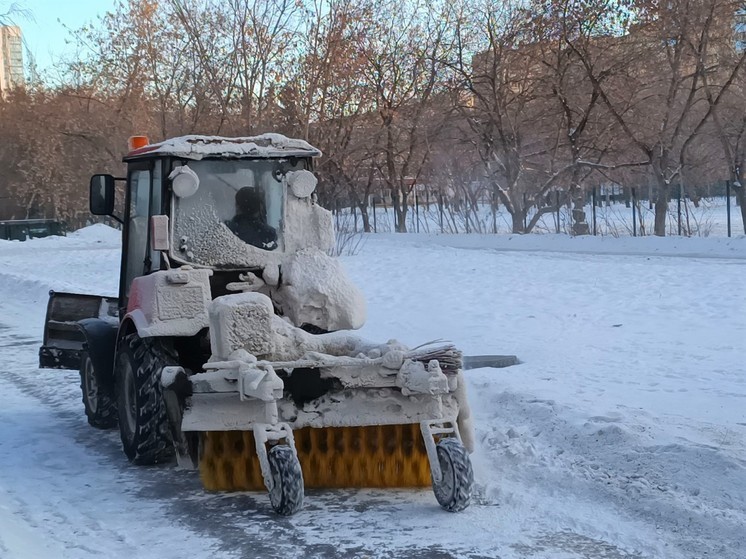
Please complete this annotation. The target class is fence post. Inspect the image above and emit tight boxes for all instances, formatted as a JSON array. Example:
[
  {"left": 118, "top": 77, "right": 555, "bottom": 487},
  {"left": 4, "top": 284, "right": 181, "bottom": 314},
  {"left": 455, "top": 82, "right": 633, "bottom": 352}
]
[
  {"left": 555, "top": 190, "right": 560, "bottom": 234},
  {"left": 592, "top": 187, "right": 597, "bottom": 235},
  {"left": 372, "top": 197, "right": 377, "bottom": 233},
  {"left": 415, "top": 189, "right": 419, "bottom": 233},
  {"left": 677, "top": 184, "right": 682, "bottom": 236},
  {"left": 492, "top": 189, "right": 497, "bottom": 234},
  {"left": 424, "top": 188, "right": 430, "bottom": 234},
  {"left": 393, "top": 191, "right": 398, "bottom": 232},
  {"left": 632, "top": 187, "right": 637, "bottom": 237},
  {"left": 439, "top": 193, "right": 444, "bottom": 233},
  {"left": 465, "top": 197, "right": 471, "bottom": 233},
  {"left": 727, "top": 180, "right": 732, "bottom": 238}
]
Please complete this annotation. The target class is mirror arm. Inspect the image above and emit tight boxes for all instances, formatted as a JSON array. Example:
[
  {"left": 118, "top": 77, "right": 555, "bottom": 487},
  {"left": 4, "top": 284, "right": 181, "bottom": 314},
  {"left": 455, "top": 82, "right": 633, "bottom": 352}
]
[{"left": 110, "top": 177, "right": 125, "bottom": 222}]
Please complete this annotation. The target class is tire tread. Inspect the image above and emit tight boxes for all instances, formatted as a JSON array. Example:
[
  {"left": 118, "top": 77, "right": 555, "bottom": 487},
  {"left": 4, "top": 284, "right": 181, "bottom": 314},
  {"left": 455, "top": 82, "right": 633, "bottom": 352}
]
[
  {"left": 116, "top": 334, "right": 175, "bottom": 465},
  {"left": 268, "top": 445, "right": 304, "bottom": 515},
  {"left": 79, "top": 351, "right": 117, "bottom": 429},
  {"left": 432, "top": 437, "right": 473, "bottom": 512}
]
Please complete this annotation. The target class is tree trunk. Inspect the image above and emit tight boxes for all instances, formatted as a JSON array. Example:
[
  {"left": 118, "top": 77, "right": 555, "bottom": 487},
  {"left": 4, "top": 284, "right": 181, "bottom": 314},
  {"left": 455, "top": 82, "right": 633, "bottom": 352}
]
[
  {"left": 571, "top": 187, "right": 590, "bottom": 236},
  {"left": 392, "top": 189, "right": 408, "bottom": 233},
  {"left": 735, "top": 184, "right": 746, "bottom": 235},
  {"left": 396, "top": 206, "right": 408, "bottom": 232},
  {"left": 653, "top": 182, "right": 669, "bottom": 237},
  {"left": 357, "top": 202, "right": 371, "bottom": 233},
  {"left": 511, "top": 210, "right": 525, "bottom": 234}
]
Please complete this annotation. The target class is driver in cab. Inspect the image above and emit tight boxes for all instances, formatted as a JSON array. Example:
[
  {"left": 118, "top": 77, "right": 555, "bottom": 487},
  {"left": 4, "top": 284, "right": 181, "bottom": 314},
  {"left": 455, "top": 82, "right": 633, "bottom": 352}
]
[{"left": 227, "top": 187, "right": 278, "bottom": 251}]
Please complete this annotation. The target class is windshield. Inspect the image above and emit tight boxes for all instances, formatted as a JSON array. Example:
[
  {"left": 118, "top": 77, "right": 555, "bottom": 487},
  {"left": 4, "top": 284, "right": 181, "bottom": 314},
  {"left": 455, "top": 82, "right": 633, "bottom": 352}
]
[{"left": 172, "top": 158, "right": 305, "bottom": 269}]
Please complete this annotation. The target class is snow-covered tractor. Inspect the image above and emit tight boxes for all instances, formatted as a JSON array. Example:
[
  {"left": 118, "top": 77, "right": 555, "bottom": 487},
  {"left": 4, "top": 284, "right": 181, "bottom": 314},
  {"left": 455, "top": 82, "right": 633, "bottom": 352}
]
[{"left": 39, "top": 134, "right": 474, "bottom": 515}]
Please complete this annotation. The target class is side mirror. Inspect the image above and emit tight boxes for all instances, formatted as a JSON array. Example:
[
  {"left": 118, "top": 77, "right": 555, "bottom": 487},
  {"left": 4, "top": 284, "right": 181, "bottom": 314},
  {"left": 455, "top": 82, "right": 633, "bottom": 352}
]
[{"left": 90, "top": 174, "right": 116, "bottom": 215}]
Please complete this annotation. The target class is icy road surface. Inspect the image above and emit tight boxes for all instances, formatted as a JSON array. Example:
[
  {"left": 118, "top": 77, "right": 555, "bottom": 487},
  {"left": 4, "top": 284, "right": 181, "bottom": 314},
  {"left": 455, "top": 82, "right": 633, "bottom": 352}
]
[{"left": 0, "top": 225, "right": 744, "bottom": 558}]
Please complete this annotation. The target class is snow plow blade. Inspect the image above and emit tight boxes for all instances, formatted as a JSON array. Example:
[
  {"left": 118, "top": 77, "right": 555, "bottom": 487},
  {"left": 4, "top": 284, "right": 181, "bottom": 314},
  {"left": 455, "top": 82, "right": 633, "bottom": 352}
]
[
  {"left": 39, "top": 291, "right": 118, "bottom": 370},
  {"left": 200, "top": 425, "right": 431, "bottom": 491}
]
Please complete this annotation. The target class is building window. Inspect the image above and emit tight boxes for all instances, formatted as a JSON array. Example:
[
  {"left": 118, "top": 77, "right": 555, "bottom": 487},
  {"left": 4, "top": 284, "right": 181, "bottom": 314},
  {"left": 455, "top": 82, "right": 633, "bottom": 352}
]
[{"left": 735, "top": 9, "right": 746, "bottom": 52}]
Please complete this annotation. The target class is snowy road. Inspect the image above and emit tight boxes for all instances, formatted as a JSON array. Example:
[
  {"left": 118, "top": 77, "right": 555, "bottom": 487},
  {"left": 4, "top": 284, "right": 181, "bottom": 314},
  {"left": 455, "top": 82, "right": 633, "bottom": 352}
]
[{"left": 0, "top": 227, "right": 744, "bottom": 558}]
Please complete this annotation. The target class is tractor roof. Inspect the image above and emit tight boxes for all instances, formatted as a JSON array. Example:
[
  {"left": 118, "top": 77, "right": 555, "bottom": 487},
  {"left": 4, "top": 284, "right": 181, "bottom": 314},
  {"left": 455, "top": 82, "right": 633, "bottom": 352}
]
[{"left": 123, "top": 134, "right": 321, "bottom": 162}]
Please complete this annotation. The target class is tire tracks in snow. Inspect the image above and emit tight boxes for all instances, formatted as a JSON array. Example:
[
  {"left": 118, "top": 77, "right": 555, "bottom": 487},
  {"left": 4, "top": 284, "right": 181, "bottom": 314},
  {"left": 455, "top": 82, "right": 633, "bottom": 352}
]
[
  {"left": 0, "top": 324, "right": 486, "bottom": 559},
  {"left": 0, "top": 319, "right": 231, "bottom": 558},
  {"left": 0, "top": 260, "right": 495, "bottom": 558}
]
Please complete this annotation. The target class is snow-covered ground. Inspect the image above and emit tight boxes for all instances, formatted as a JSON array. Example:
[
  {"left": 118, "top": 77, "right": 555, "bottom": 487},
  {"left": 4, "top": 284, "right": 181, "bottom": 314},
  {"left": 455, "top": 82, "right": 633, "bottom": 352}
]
[{"left": 0, "top": 226, "right": 744, "bottom": 558}]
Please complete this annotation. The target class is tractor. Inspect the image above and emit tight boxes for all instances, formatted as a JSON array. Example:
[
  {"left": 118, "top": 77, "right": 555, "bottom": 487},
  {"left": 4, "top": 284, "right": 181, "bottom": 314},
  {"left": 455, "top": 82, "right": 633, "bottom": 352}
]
[{"left": 39, "top": 134, "right": 474, "bottom": 515}]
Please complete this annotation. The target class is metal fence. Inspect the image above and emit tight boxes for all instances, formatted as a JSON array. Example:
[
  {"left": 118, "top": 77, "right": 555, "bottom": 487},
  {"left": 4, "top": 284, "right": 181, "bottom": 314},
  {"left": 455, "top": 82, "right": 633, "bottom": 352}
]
[{"left": 335, "top": 190, "right": 743, "bottom": 238}]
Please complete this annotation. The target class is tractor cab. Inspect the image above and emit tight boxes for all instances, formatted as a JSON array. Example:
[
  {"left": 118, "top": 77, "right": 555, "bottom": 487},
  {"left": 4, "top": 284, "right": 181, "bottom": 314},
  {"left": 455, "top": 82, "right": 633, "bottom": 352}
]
[
  {"left": 89, "top": 135, "right": 332, "bottom": 310},
  {"left": 41, "top": 134, "right": 340, "bottom": 371}
]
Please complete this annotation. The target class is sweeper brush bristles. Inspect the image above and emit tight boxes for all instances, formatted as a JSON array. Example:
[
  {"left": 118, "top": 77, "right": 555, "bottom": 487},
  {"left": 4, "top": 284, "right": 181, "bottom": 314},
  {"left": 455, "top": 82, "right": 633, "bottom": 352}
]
[
  {"left": 199, "top": 424, "right": 432, "bottom": 491},
  {"left": 407, "top": 342, "right": 463, "bottom": 375}
]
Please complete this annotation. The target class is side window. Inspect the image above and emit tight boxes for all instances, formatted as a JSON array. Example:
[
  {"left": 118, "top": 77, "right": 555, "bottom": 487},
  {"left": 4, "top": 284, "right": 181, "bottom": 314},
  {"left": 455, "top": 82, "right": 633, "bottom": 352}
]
[{"left": 124, "top": 170, "right": 151, "bottom": 295}]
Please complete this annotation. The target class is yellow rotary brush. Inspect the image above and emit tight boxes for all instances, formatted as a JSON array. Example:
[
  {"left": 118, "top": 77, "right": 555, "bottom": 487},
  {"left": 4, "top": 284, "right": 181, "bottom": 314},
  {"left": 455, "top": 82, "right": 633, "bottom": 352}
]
[{"left": 199, "top": 424, "right": 432, "bottom": 491}]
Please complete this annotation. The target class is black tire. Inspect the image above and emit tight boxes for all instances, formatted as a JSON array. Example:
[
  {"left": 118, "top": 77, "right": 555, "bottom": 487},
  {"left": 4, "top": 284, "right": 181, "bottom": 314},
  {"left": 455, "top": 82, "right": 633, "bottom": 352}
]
[
  {"left": 79, "top": 351, "right": 117, "bottom": 429},
  {"left": 431, "top": 437, "right": 473, "bottom": 512},
  {"left": 267, "top": 445, "right": 304, "bottom": 515},
  {"left": 115, "top": 333, "right": 175, "bottom": 465}
]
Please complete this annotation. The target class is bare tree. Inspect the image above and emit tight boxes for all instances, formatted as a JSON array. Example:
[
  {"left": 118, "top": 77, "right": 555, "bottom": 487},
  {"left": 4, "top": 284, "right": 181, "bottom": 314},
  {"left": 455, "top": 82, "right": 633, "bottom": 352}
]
[
  {"left": 448, "top": 1, "right": 563, "bottom": 233},
  {"left": 4, "top": 0, "right": 745, "bottom": 238},
  {"left": 356, "top": 0, "right": 453, "bottom": 232},
  {"left": 285, "top": 1, "right": 383, "bottom": 231},
  {"left": 527, "top": 2, "right": 625, "bottom": 234},
  {"left": 689, "top": 3, "right": 746, "bottom": 233},
  {"left": 561, "top": 0, "right": 744, "bottom": 235}
]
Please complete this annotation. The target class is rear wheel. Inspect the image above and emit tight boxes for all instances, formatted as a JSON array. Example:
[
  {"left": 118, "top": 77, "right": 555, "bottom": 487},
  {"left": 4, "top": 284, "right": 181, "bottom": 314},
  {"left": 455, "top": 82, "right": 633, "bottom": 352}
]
[
  {"left": 267, "top": 445, "right": 304, "bottom": 515},
  {"left": 115, "top": 333, "right": 175, "bottom": 465},
  {"left": 431, "top": 437, "right": 473, "bottom": 512},
  {"left": 79, "top": 351, "right": 116, "bottom": 429}
]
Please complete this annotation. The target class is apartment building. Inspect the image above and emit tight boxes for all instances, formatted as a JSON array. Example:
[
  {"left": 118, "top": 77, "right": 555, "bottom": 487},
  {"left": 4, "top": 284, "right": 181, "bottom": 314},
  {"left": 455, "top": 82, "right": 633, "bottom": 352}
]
[{"left": 0, "top": 25, "right": 24, "bottom": 94}]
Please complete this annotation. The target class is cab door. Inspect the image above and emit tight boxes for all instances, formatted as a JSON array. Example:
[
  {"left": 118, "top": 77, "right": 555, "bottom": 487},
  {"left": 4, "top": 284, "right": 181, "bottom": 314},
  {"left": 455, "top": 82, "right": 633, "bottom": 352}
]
[{"left": 118, "top": 160, "right": 164, "bottom": 314}]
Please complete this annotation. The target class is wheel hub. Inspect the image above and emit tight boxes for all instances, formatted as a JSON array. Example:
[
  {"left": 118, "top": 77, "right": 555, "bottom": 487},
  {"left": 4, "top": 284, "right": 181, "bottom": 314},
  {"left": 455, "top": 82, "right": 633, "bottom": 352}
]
[{"left": 84, "top": 358, "right": 99, "bottom": 414}]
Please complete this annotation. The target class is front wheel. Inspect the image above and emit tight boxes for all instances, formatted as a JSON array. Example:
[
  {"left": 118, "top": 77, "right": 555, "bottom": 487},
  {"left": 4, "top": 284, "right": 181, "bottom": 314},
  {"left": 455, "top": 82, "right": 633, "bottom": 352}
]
[
  {"left": 115, "top": 334, "right": 175, "bottom": 465},
  {"left": 267, "top": 445, "right": 304, "bottom": 515},
  {"left": 431, "top": 437, "right": 474, "bottom": 512},
  {"left": 79, "top": 351, "right": 116, "bottom": 429}
]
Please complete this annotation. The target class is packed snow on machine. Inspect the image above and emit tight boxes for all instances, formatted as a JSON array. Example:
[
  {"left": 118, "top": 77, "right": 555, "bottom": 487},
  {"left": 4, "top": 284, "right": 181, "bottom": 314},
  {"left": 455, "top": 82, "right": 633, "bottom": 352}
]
[{"left": 39, "top": 134, "right": 475, "bottom": 515}]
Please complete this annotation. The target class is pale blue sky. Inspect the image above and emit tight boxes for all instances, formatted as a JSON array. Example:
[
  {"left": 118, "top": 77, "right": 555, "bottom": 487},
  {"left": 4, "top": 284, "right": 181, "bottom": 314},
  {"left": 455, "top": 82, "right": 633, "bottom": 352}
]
[{"left": 4, "top": 0, "right": 118, "bottom": 73}]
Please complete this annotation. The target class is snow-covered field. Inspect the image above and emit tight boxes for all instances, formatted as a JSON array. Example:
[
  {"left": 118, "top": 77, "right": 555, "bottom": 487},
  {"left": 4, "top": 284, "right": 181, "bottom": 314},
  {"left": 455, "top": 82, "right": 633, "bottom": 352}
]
[{"left": 0, "top": 226, "right": 744, "bottom": 558}]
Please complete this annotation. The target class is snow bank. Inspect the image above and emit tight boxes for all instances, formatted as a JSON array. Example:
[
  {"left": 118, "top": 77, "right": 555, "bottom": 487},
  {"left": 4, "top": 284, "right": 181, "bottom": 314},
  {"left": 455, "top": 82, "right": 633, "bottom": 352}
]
[
  {"left": 67, "top": 223, "right": 122, "bottom": 244},
  {"left": 0, "top": 224, "right": 120, "bottom": 297}
]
